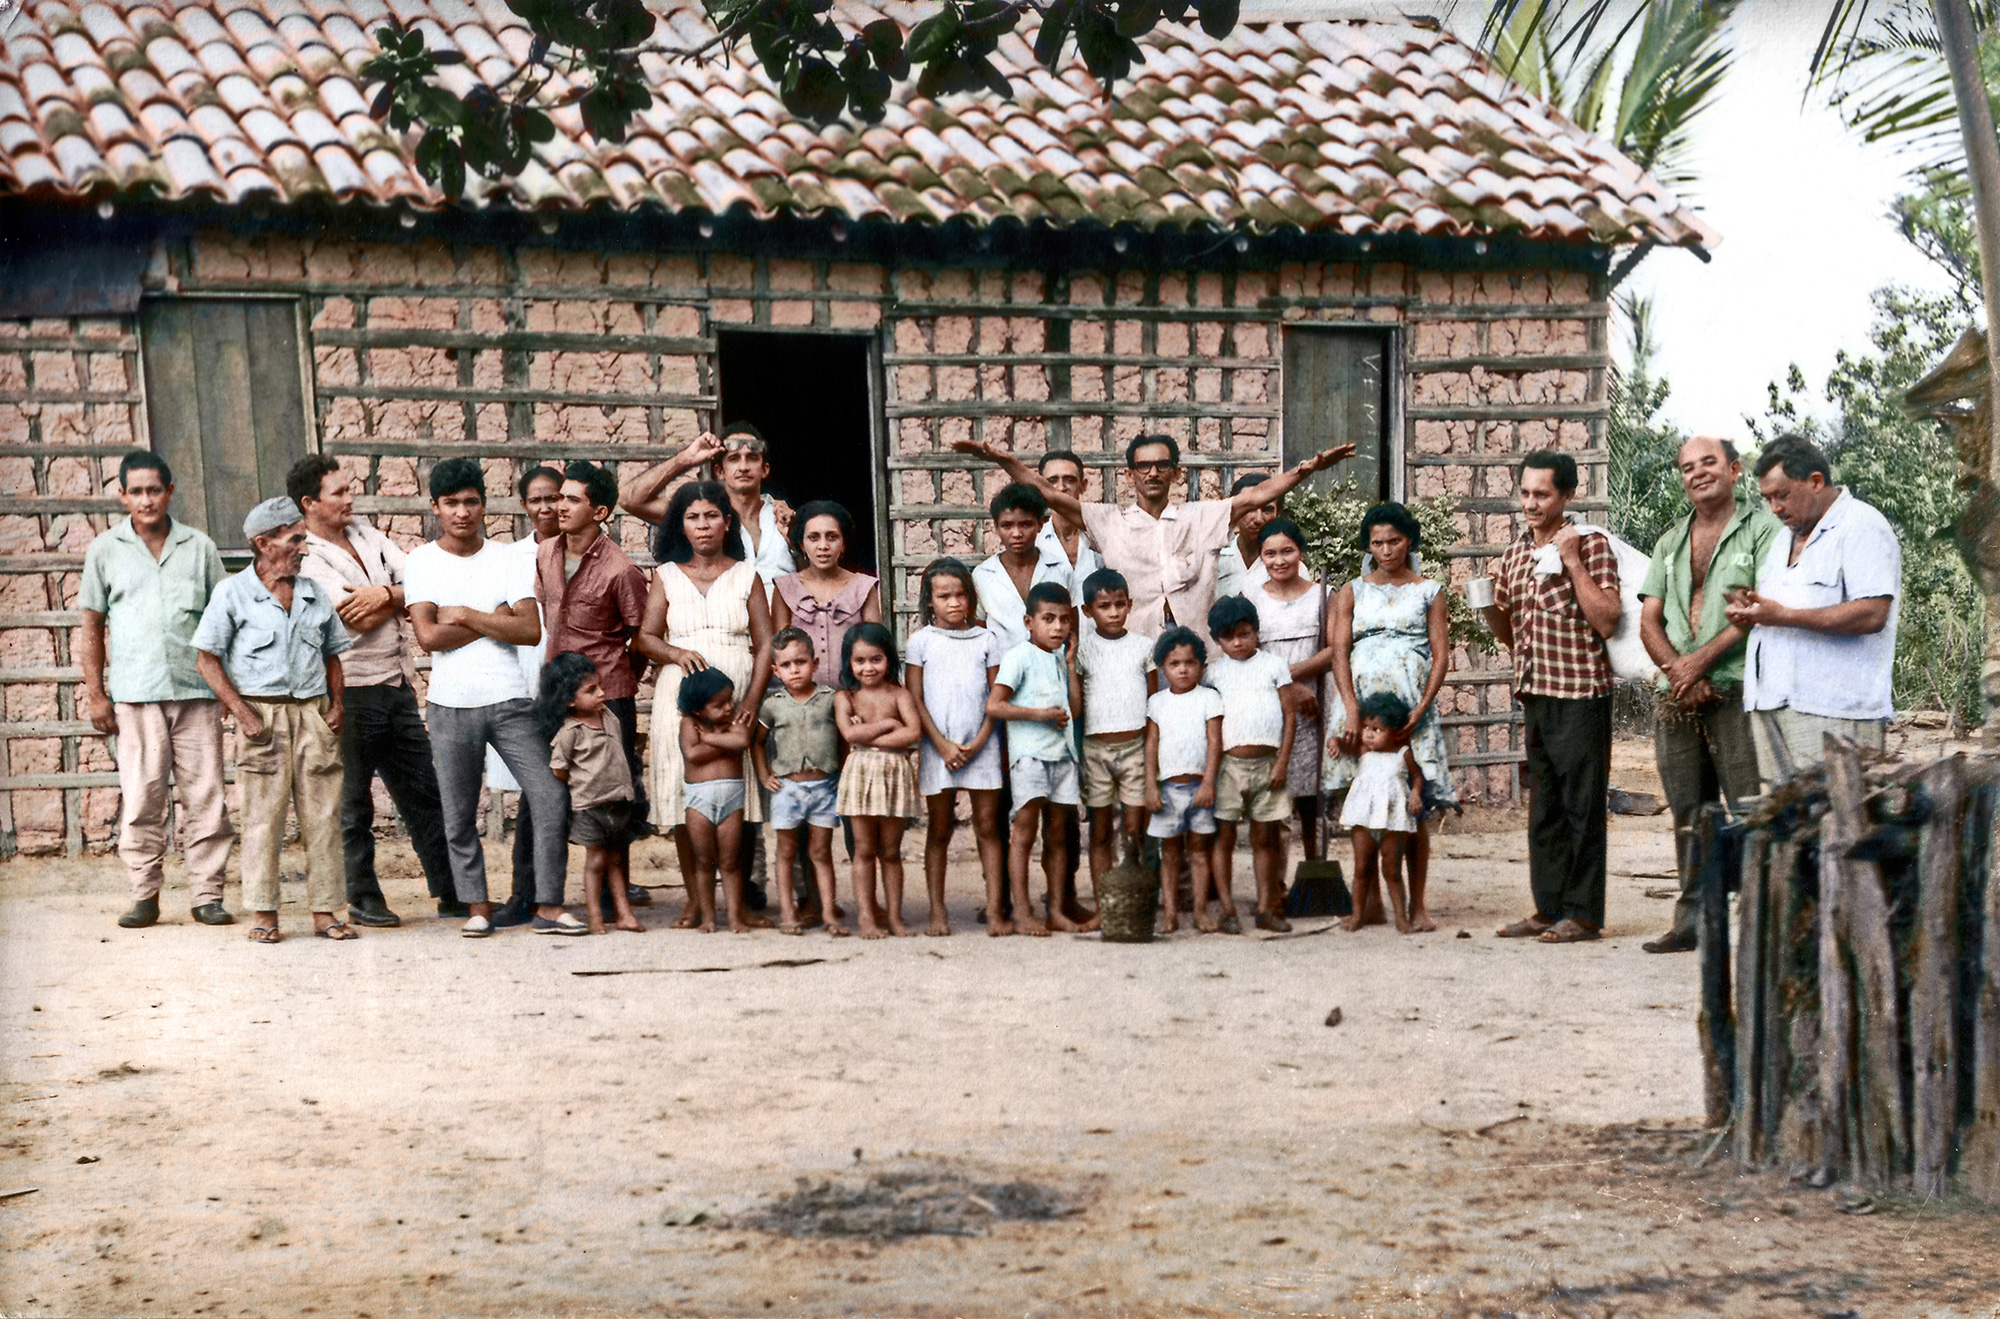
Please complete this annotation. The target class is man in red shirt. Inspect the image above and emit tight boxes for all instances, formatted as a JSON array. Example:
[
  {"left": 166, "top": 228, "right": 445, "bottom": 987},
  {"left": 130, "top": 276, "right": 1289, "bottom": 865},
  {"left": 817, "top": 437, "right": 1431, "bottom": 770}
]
[
  {"left": 1481, "top": 451, "right": 1622, "bottom": 944},
  {"left": 537, "top": 462, "right": 651, "bottom": 896}
]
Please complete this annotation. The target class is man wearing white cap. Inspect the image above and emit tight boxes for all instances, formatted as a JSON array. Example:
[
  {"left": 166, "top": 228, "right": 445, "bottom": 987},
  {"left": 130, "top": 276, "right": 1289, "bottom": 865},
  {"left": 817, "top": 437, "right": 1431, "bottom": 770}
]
[{"left": 193, "top": 497, "right": 354, "bottom": 944}]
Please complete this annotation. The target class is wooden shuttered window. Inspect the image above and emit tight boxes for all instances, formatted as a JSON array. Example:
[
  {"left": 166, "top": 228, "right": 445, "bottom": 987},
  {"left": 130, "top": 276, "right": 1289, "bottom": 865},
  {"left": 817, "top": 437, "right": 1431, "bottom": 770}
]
[{"left": 139, "top": 298, "right": 313, "bottom": 551}]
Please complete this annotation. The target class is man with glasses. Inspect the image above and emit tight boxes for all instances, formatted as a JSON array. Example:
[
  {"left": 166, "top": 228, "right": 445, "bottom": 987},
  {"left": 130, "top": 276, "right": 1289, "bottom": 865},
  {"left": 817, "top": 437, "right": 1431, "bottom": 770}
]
[{"left": 954, "top": 434, "right": 1353, "bottom": 648}]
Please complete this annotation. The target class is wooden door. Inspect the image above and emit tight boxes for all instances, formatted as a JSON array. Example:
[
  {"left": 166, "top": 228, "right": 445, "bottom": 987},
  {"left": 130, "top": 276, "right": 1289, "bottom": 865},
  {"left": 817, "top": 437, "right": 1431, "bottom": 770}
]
[{"left": 1283, "top": 326, "right": 1393, "bottom": 501}]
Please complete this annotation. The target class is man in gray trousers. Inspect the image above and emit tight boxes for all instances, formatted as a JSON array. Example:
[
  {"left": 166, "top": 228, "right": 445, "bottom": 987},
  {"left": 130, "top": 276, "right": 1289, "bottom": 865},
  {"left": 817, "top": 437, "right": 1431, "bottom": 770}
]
[{"left": 402, "top": 457, "right": 584, "bottom": 938}]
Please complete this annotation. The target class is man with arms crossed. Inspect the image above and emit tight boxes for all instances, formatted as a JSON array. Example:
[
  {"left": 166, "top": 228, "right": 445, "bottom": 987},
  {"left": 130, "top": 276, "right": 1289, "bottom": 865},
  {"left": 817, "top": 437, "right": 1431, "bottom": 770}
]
[
  {"left": 1482, "top": 451, "right": 1622, "bottom": 945},
  {"left": 1636, "top": 437, "right": 1780, "bottom": 954},
  {"left": 1725, "top": 434, "right": 1900, "bottom": 782},
  {"left": 291, "top": 455, "right": 458, "bottom": 925},
  {"left": 81, "top": 452, "right": 232, "bottom": 930},
  {"left": 953, "top": 432, "right": 1353, "bottom": 649}
]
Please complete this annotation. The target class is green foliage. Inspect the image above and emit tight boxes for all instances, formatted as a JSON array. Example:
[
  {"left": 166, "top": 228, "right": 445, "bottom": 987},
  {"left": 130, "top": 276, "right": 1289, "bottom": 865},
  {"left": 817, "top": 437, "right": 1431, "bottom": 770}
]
[
  {"left": 1606, "top": 293, "right": 1693, "bottom": 555},
  {"left": 1749, "top": 273, "right": 1986, "bottom": 728},
  {"left": 362, "top": 0, "right": 1242, "bottom": 195},
  {"left": 1812, "top": 0, "right": 2000, "bottom": 192},
  {"left": 1285, "top": 481, "right": 1490, "bottom": 656}
]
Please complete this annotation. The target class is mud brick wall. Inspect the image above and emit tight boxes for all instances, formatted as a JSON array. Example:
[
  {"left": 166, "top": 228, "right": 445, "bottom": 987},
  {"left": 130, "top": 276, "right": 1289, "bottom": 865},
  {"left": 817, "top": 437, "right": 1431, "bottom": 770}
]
[{"left": 0, "top": 226, "right": 1605, "bottom": 851}]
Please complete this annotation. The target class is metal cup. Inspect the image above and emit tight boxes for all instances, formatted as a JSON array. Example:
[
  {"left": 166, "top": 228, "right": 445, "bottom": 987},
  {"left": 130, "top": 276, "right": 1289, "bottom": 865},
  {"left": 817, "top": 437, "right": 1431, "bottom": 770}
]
[{"left": 1464, "top": 576, "right": 1496, "bottom": 609}]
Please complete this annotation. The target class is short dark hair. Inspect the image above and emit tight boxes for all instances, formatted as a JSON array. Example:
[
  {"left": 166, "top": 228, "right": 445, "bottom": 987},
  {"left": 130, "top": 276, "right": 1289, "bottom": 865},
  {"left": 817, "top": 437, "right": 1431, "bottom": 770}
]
[
  {"left": 1038, "top": 449, "right": 1084, "bottom": 476},
  {"left": 789, "top": 500, "right": 854, "bottom": 557},
  {"left": 990, "top": 482, "right": 1048, "bottom": 522},
  {"left": 562, "top": 461, "right": 619, "bottom": 511},
  {"left": 839, "top": 621, "right": 901, "bottom": 689},
  {"left": 1080, "top": 567, "right": 1128, "bottom": 604},
  {"left": 1519, "top": 450, "right": 1578, "bottom": 496},
  {"left": 429, "top": 456, "right": 487, "bottom": 502},
  {"left": 1753, "top": 434, "right": 1834, "bottom": 483},
  {"left": 1229, "top": 472, "right": 1268, "bottom": 499},
  {"left": 771, "top": 626, "right": 815, "bottom": 657},
  {"left": 1025, "top": 581, "right": 1072, "bottom": 613},
  {"left": 1358, "top": 691, "right": 1412, "bottom": 729},
  {"left": 718, "top": 420, "right": 768, "bottom": 453},
  {"left": 1126, "top": 433, "right": 1180, "bottom": 468},
  {"left": 676, "top": 666, "right": 736, "bottom": 717},
  {"left": 1357, "top": 502, "right": 1423, "bottom": 553},
  {"left": 652, "top": 481, "right": 746, "bottom": 564},
  {"left": 1206, "top": 594, "right": 1259, "bottom": 639},
  {"left": 1256, "top": 518, "right": 1308, "bottom": 553},
  {"left": 1153, "top": 626, "right": 1206, "bottom": 668},
  {"left": 286, "top": 454, "right": 342, "bottom": 507},
  {"left": 117, "top": 450, "right": 171, "bottom": 489},
  {"left": 517, "top": 464, "right": 564, "bottom": 500},
  {"left": 918, "top": 557, "right": 977, "bottom": 625}
]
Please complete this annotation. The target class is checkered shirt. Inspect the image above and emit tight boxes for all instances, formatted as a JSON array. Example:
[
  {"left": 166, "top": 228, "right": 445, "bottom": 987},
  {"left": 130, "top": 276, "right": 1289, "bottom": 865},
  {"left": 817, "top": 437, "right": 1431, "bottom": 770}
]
[{"left": 1494, "top": 529, "right": 1618, "bottom": 699}]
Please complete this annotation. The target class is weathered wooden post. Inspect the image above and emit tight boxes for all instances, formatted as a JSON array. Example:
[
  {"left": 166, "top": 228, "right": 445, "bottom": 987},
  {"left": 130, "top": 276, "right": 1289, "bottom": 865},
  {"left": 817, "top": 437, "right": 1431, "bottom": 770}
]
[
  {"left": 1697, "top": 802, "right": 1735, "bottom": 1129},
  {"left": 1909, "top": 757, "right": 1966, "bottom": 1198}
]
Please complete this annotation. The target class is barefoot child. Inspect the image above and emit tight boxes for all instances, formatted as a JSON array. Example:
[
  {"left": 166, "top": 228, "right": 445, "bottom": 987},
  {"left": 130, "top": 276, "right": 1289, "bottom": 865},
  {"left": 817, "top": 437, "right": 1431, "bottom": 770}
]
[
  {"left": 1143, "top": 628, "right": 1222, "bottom": 934},
  {"left": 1338, "top": 692, "right": 1430, "bottom": 934},
  {"left": 677, "top": 668, "right": 764, "bottom": 933},
  {"left": 985, "top": 582, "right": 1079, "bottom": 936},
  {"left": 905, "top": 559, "right": 1005, "bottom": 936},
  {"left": 540, "top": 652, "right": 643, "bottom": 936},
  {"left": 1072, "top": 568, "right": 1154, "bottom": 907},
  {"left": 835, "top": 622, "right": 924, "bottom": 938},
  {"left": 1201, "top": 595, "right": 1298, "bottom": 934},
  {"left": 753, "top": 628, "right": 842, "bottom": 936}
]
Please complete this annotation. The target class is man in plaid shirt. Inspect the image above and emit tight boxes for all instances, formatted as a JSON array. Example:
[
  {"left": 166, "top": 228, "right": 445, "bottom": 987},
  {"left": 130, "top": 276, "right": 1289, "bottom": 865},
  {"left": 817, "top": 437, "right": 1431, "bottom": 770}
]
[{"left": 1480, "top": 451, "right": 1622, "bottom": 944}]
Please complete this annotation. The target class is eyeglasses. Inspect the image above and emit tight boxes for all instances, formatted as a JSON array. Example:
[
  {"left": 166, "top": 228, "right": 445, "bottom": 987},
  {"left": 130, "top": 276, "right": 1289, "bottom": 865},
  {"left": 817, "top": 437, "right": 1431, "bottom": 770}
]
[
  {"left": 1129, "top": 460, "right": 1177, "bottom": 474},
  {"left": 720, "top": 436, "right": 767, "bottom": 454}
]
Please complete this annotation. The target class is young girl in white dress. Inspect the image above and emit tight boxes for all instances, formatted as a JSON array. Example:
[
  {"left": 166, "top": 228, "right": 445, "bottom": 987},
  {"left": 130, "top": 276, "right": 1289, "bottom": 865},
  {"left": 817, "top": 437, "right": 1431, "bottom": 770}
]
[{"left": 1337, "top": 692, "right": 1433, "bottom": 934}]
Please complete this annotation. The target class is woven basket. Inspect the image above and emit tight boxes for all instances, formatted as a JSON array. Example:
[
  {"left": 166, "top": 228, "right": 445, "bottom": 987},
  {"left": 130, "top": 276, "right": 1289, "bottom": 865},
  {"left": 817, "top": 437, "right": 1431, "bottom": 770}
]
[{"left": 1098, "top": 842, "right": 1157, "bottom": 944}]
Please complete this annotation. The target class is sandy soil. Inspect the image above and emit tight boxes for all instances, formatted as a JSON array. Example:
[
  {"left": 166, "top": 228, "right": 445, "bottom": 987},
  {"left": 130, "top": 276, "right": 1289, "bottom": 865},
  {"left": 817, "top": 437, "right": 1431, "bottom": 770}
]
[{"left": 4, "top": 739, "right": 1997, "bottom": 1318}]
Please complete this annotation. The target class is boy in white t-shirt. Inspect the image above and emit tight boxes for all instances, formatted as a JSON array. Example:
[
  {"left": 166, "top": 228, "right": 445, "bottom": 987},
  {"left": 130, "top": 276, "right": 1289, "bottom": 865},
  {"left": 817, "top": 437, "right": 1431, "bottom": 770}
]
[
  {"left": 1144, "top": 627, "right": 1222, "bottom": 934},
  {"left": 404, "top": 458, "right": 583, "bottom": 938},
  {"left": 1070, "top": 568, "right": 1155, "bottom": 900},
  {"left": 1201, "top": 595, "right": 1297, "bottom": 934}
]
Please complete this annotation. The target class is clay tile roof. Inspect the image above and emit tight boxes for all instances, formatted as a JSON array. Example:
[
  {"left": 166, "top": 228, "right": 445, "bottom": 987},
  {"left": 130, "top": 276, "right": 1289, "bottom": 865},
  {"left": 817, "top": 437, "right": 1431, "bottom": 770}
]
[{"left": 0, "top": 0, "right": 1716, "bottom": 247}]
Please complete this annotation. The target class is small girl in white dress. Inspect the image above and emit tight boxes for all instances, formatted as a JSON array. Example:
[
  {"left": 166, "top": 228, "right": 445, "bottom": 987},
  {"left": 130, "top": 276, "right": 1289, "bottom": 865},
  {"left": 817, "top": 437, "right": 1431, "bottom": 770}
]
[{"left": 1337, "top": 692, "right": 1432, "bottom": 934}]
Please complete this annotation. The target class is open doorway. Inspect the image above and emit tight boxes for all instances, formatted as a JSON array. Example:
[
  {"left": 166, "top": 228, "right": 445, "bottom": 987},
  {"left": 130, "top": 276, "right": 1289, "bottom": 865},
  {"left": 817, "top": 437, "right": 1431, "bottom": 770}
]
[{"left": 716, "top": 330, "right": 881, "bottom": 571}]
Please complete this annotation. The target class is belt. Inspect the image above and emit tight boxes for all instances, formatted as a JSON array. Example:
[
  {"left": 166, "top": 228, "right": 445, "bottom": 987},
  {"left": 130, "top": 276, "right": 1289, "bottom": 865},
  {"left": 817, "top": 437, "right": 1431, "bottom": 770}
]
[{"left": 244, "top": 694, "right": 323, "bottom": 705}]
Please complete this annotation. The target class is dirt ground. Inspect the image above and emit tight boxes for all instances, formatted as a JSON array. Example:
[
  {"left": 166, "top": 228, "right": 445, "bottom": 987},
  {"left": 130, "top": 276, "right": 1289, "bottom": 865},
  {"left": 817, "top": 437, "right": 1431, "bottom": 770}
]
[{"left": 4, "top": 738, "right": 1998, "bottom": 1318}]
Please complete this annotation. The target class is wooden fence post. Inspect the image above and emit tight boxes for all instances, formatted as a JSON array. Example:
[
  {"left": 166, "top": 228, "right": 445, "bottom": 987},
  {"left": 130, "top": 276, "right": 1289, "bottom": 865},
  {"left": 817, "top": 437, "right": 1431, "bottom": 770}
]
[
  {"left": 1909, "top": 757, "right": 1966, "bottom": 1198},
  {"left": 1697, "top": 803, "right": 1736, "bottom": 1129},
  {"left": 1818, "top": 748, "right": 1857, "bottom": 1181},
  {"left": 1734, "top": 827, "right": 1771, "bottom": 1164},
  {"left": 1967, "top": 780, "right": 2000, "bottom": 1202}
]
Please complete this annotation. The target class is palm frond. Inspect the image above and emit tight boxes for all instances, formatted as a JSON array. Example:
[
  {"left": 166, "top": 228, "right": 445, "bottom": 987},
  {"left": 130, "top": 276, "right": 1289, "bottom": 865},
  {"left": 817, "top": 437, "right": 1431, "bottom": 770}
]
[{"left": 1815, "top": 0, "right": 2000, "bottom": 185}]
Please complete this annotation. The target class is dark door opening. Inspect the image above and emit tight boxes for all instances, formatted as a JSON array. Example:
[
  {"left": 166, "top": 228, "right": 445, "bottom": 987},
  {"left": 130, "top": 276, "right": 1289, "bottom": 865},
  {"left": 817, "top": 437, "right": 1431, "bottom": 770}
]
[{"left": 716, "top": 330, "right": 880, "bottom": 572}]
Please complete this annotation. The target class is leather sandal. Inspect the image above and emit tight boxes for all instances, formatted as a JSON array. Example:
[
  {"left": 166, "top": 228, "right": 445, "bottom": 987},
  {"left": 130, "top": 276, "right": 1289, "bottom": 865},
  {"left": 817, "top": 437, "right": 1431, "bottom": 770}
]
[
  {"left": 247, "top": 926, "right": 281, "bottom": 944},
  {"left": 1538, "top": 918, "right": 1601, "bottom": 944},
  {"left": 1496, "top": 916, "right": 1555, "bottom": 938}
]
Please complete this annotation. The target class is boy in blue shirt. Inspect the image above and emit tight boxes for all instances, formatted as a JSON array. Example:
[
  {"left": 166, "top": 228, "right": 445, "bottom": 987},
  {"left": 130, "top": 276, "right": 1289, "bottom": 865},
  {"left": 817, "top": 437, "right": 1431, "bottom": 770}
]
[{"left": 985, "top": 581, "right": 1083, "bottom": 937}]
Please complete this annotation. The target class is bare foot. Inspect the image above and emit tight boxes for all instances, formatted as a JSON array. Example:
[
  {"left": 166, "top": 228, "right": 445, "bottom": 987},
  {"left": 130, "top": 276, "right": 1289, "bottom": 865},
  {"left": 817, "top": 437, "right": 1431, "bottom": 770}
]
[
  {"left": 987, "top": 918, "right": 1016, "bottom": 937},
  {"left": 887, "top": 921, "right": 915, "bottom": 938},
  {"left": 1358, "top": 907, "right": 1387, "bottom": 927},
  {"left": 738, "top": 911, "right": 772, "bottom": 930},
  {"left": 1017, "top": 918, "right": 1051, "bottom": 937},
  {"left": 614, "top": 915, "right": 644, "bottom": 933},
  {"left": 1393, "top": 915, "right": 1412, "bottom": 934},
  {"left": 588, "top": 920, "right": 607, "bottom": 936},
  {"left": 1408, "top": 910, "right": 1437, "bottom": 933},
  {"left": 1158, "top": 910, "right": 1181, "bottom": 934},
  {"left": 1338, "top": 914, "right": 1363, "bottom": 932},
  {"left": 926, "top": 917, "right": 951, "bottom": 937},
  {"left": 674, "top": 907, "right": 702, "bottom": 930},
  {"left": 696, "top": 918, "right": 716, "bottom": 933},
  {"left": 1194, "top": 914, "right": 1219, "bottom": 934},
  {"left": 1077, "top": 913, "right": 1101, "bottom": 933},
  {"left": 827, "top": 923, "right": 852, "bottom": 938},
  {"left": 858, "top": 923, "right": 888, "bottom": 940},
  {"left": 1048, "top": 912, "right": 1081, "bottom": 934}
]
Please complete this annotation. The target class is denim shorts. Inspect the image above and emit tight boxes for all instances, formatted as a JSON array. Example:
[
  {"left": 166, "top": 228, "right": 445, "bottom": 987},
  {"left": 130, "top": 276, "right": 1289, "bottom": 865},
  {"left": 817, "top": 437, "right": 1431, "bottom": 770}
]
[
  {"left": 1009, "top": 755, "right": 1079, "bottom": 811},
  {"left": 769, "top": 776, "right": 839, "bottom": 830},
  {"left": 1148, "top": 778, "right": 1218, "bottom": 838},
  {"left": 683, "top": 777, "right": 746, "bottom": 826}
]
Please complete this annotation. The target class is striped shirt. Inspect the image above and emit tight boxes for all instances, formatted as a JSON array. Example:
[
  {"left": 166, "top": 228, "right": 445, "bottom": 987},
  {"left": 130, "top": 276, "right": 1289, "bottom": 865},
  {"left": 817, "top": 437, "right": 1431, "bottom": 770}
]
[{"left": 1494, "top": 528, "right": 1618, "bottom": 699}]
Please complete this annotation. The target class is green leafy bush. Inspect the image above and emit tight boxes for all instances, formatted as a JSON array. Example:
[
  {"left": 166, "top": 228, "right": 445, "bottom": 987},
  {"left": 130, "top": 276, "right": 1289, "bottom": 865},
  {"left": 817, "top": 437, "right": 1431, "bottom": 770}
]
[{"left": 1283, "top": 481, "right": 1491, "bottom": 656}]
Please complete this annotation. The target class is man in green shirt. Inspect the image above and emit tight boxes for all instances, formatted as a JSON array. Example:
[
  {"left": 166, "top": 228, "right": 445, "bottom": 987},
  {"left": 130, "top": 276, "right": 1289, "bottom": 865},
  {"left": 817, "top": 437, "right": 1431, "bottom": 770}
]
[
  {"left": 80, "top": 452, "right": 232, "bottom": 930},
  {"left": 1636, "top": 436, "right": 1782, "bottom": 954}
]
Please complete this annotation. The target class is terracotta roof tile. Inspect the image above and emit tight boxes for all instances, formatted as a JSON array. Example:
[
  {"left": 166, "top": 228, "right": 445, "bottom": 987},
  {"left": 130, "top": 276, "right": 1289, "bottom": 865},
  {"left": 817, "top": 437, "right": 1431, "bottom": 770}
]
[{"left": 0, "top": 0, "right": 1716, "bottom": 247}]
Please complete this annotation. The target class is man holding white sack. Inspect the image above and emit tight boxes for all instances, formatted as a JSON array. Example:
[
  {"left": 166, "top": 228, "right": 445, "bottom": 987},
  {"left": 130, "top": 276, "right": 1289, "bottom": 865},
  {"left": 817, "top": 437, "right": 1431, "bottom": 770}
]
[{"left": 1481, "top": 450, "right": 1622, "bottom": 945}]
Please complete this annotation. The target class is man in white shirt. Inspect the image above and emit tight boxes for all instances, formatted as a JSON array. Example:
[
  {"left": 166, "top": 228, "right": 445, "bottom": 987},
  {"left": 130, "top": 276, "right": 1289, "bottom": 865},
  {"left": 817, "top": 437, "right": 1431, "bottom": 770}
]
[
  {"left": 973, "top": 483, "right": 1080, "bottom": 652},
  {"left": 618, "top": 424, "right": 796, "bottom": 586},
  {"left": 955, "top": 433, "right": 1352, "bottom": 648},
  {"left": 405, "top": 458, "right": 583, "bottom": 937},
  {"left": 1033, "top": 451, "right": 1101, "bottom": 589},
  {"left": 1725, "top": 435, "right": 1901, "bottom": 784},
  {"left": 1215, "top": 473, "right": 1279, "bottom": 599},
  {"left": 291, "top": 455, "right": 456, "bottom": 926}
]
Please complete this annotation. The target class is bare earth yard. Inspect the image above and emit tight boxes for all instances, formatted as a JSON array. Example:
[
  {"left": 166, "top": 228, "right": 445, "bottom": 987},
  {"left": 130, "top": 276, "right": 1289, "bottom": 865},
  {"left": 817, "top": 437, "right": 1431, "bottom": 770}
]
[{"left": 3, "top": 741, "right": 1997, "bottom": 1318}]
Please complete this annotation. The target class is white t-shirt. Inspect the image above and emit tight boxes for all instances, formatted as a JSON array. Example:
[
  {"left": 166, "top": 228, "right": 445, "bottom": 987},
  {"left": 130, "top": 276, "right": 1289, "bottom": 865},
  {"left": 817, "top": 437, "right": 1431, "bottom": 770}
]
[
  {"left": 1075, "top": 629, "right": 1154, "bottom": 736},
  {"left": 1148, "top": 686, "right": 1224, "bottom": 779},
  {"left": 403, "top": 539, "right": 538, "bottom": 708},
  {"left": 1202, "top": 650, "right": 1292, "bottom": 750}
]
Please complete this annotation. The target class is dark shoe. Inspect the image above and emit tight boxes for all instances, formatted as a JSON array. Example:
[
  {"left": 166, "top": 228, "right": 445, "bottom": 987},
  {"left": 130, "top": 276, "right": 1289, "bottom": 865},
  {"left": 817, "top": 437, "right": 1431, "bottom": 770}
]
[
  {"left": 347, "top": 896, "right": 401, "bottom": 928},
  {"left": 118, "top": 898, "right": 159, "bottom": 929},
  {"left": 625, "top": 884, "right": 652, "bottom": 907},
  {"left": 190, "top": 903, "right": 236, "bottom": 926},
  {"left": 744, "top": 881, "right": 768, "bottom": 912},
  {"left": 437, "top": 898, "right": 471, "bottom": 919},
  {"left": 490, "top": 898, "right": 534, "bottom": 929},
  {"left": 1643, "top": 932, "right": 1697, "bottom": 954}
]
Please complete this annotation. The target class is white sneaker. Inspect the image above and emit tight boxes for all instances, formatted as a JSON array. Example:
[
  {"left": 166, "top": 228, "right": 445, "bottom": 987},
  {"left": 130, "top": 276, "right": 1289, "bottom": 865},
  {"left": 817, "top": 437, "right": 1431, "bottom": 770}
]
[{"left": 460, "top": 915, "right": 493, "bottom": 938}]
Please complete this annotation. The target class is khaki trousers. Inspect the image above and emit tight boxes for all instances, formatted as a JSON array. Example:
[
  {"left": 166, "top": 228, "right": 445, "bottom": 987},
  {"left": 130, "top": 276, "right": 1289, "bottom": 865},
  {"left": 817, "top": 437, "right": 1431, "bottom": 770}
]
[
  {"left": 237, "top": 697, "right": 344, "bottom": 913},
  {"left": 114, "top": 699, "right": 232, "bottom": 904},
  {"left": 1750, "top": 706, "right": 1887, "bottom": 788}
]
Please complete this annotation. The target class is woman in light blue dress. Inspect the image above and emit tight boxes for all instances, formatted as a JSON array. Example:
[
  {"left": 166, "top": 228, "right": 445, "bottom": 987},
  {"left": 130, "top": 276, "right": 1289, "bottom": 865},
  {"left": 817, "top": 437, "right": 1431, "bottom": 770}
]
[{"left": 1325, "top": 503, "right": 1455, "bottom": 928}]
